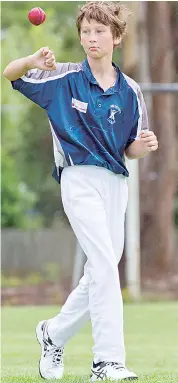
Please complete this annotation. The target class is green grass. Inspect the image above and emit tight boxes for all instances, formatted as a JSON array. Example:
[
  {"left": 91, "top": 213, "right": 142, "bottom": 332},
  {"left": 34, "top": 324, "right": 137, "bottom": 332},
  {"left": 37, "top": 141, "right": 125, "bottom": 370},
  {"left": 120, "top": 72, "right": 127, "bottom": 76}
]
[{"left": 2, "top": 303, "right": 178, "bottom": 382}]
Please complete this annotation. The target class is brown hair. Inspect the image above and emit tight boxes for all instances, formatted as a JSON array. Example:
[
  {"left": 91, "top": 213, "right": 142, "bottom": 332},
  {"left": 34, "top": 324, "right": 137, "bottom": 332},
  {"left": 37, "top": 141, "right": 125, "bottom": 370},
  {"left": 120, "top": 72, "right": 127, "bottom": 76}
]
[{"left": 76, "top": 1, "right": 128, "bottom": 42}]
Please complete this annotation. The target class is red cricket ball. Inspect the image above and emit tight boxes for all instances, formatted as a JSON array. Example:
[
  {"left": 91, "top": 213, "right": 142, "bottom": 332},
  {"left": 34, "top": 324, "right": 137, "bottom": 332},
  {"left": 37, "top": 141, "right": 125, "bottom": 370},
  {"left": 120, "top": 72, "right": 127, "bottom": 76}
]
[{"left": 28, "top": 7, "right": 46, "bottom": 26}]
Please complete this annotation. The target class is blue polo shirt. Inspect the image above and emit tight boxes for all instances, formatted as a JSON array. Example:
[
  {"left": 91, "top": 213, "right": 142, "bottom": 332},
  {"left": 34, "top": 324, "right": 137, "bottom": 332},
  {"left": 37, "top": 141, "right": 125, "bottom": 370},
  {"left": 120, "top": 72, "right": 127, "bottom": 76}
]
[{"left": 11, "top": 58, "right": 149, "bottom": 183}]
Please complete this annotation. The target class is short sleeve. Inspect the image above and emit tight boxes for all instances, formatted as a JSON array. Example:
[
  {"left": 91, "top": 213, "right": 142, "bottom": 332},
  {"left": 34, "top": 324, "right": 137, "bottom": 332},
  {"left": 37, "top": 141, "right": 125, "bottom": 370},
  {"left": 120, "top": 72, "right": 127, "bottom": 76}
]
[
  {"left": 11, "top": 76, "right": 60, "bottom": 109},
  {"left": 125, "top": 87, "right": 149, "bottom": 149},
  {"left": 137, "top": 87, "right": 149, "bottom": 131},
  {"left": 11, "top": 62, "right": 80, "bottom": 110}
]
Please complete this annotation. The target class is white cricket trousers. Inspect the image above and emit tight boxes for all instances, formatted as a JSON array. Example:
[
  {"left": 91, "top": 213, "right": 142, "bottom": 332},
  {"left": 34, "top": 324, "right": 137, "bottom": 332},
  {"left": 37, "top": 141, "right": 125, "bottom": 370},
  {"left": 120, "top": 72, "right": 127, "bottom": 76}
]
[{"left": 48, "top": 165, "right": 128, "bottom": 365}]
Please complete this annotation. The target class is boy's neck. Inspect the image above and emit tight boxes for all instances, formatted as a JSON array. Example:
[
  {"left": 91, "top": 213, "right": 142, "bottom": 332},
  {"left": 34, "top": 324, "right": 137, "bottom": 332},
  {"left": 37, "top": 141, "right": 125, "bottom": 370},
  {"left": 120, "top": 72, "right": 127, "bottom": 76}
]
[{"left": 87, "top": 55, "right": 114, "bottom": 78}]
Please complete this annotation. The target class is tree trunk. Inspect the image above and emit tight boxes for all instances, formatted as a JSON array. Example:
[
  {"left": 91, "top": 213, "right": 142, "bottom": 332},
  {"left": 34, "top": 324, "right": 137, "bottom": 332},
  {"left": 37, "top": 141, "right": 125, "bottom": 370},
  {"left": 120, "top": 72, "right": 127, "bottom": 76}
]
[{"left": 140, "top": 1, "right": 176, "bottom": 276}]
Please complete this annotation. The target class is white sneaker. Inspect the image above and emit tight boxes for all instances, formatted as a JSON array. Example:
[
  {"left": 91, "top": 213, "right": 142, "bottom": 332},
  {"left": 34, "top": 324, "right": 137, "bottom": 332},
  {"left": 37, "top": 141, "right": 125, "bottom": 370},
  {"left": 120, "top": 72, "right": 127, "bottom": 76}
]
[
  {"left": 36, "top": 320, "right": 64, "bottom": 380},
  {"left": 90, "top": 361, "right": 138, "bottom": 381}
]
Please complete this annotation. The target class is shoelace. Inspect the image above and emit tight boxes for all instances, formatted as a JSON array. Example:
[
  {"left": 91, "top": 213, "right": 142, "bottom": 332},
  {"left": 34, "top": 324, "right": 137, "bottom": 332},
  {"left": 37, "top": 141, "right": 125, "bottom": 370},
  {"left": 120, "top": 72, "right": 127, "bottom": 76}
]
[
  {"left": 44, "top": 346, "right": 63, "bottom": 366},
  {"left": 52, "top": 347, "right": 64, "bottom": 367},
  {"left": 43, "top": 337, "right": 64, "bottom": 367}
]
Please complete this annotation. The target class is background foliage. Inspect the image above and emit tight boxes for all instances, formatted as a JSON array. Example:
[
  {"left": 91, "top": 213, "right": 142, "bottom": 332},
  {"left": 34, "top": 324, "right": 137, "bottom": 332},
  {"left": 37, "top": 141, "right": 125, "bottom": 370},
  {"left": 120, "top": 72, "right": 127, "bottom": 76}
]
[{"left": 2, "top": 1, "right": 95, "bottom": 227}]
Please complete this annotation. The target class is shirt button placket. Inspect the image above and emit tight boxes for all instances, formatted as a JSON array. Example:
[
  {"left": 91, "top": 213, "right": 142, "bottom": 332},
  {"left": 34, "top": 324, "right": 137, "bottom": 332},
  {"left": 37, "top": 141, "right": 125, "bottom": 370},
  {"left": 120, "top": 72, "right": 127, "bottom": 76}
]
[{"left": 95, "top": 98, "right": 102, "bottom": 115}]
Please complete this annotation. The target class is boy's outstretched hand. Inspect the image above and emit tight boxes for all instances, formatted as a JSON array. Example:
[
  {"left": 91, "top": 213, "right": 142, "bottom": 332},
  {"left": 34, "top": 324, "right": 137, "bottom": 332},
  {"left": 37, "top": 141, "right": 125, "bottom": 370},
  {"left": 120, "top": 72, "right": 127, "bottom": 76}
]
[
  {"left": 139, "top": 130, "right": 158, "bottom": 152},
  {"left": 30, "top": 47, "right": 56, "bottom": 71}
]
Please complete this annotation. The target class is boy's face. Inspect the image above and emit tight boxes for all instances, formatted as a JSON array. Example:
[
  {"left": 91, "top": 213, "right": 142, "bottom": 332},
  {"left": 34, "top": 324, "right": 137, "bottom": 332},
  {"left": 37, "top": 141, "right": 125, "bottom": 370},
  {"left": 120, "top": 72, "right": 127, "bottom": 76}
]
[{"left": 80, "top": 18, "right": 120, "bottom": 59}]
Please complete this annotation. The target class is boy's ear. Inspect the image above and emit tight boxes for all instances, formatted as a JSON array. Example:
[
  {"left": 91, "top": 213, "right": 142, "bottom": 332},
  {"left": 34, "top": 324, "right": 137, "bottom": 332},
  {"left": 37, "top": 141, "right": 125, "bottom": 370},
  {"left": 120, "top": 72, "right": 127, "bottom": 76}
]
[{"left": 114, "top": 36, "right": 121, "bottom": 46}]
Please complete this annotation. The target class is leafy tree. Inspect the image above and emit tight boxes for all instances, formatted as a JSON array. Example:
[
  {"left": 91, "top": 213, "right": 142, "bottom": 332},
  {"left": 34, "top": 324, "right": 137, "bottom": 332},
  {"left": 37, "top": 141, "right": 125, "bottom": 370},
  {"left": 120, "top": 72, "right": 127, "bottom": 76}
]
[{"left": 1, "top": 148, "right": 38, "bottom": 228}]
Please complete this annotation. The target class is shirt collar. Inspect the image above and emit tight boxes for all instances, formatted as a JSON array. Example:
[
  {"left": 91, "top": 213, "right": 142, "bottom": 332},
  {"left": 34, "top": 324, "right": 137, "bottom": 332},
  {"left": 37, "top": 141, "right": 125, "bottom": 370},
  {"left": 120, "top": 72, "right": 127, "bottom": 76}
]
[{"left": 82, "top": 58, "right": 120, "bottom": 94}]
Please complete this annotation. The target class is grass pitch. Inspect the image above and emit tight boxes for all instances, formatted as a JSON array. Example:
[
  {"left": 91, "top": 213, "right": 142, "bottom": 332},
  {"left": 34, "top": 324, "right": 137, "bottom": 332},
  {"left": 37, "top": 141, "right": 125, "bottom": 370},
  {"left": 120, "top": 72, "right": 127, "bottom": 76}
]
[{"left": 2, "top": 302, "right": 178, "bottom": 382}]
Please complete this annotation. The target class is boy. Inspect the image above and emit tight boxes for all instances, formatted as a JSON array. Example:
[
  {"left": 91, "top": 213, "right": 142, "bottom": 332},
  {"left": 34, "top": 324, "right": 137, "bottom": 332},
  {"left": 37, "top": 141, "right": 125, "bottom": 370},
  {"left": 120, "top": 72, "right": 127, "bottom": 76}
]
[{"left": 3, "top": 2, "right": 158, "bottom": 381}]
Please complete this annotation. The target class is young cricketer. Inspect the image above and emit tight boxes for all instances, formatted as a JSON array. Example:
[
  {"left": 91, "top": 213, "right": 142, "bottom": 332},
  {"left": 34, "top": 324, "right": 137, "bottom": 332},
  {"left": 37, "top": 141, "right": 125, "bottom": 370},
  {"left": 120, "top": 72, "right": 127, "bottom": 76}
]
[{"left": 3, "top": 2, "right": 158, "bottom": 380}]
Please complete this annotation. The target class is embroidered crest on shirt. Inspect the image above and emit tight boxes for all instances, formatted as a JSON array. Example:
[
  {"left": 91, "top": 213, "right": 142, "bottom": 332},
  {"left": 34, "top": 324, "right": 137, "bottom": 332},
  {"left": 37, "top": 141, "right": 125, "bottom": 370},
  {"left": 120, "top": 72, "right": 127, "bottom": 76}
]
[
  {"left": 107, "top": 105, "right": 121, "bottom": 124},
  {"left": 72, "top": 98, "right": 88, "bottom": 113}
]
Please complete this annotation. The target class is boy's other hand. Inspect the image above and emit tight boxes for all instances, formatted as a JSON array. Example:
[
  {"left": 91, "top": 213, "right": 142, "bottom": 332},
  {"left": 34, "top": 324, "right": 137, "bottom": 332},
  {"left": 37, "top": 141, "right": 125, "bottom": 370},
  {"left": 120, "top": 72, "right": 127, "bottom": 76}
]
[
  {"left": 139, "top": 130, "right": 158, "bottom": 152},
  {"left": 30, "top": 47, "right": 57, "bottom": 71}
]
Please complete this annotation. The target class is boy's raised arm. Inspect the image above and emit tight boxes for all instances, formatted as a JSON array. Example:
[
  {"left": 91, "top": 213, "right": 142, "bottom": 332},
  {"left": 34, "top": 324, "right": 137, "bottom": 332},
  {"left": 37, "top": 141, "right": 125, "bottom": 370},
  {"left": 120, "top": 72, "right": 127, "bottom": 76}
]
[
  {"left": 3, "top": 55, "right": 35, "bottom": 81},
  {"left": 3, "top": 47, "right": 56, "bottom": 81}
]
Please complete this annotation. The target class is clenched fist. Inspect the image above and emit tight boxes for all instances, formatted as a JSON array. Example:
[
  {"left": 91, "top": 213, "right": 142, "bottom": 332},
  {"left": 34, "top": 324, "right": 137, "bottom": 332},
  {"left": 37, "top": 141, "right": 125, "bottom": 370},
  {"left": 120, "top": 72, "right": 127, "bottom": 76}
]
[
  {"left": 30, "top": 46, "right": 56, "bottom": 71},
  {"left": 139, "top": 130, "right": 158, "bottom": 152}
]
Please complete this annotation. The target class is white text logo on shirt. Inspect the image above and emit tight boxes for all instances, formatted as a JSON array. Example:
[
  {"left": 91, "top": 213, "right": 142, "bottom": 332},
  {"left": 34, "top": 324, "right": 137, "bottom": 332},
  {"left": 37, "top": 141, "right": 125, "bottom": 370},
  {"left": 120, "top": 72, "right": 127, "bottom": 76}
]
[
  {"left": 72, "top": 98, "right": 88, "bottom": 113},
  {"left": 108, "top": 105, "right": 121, "bottom": 124}
]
